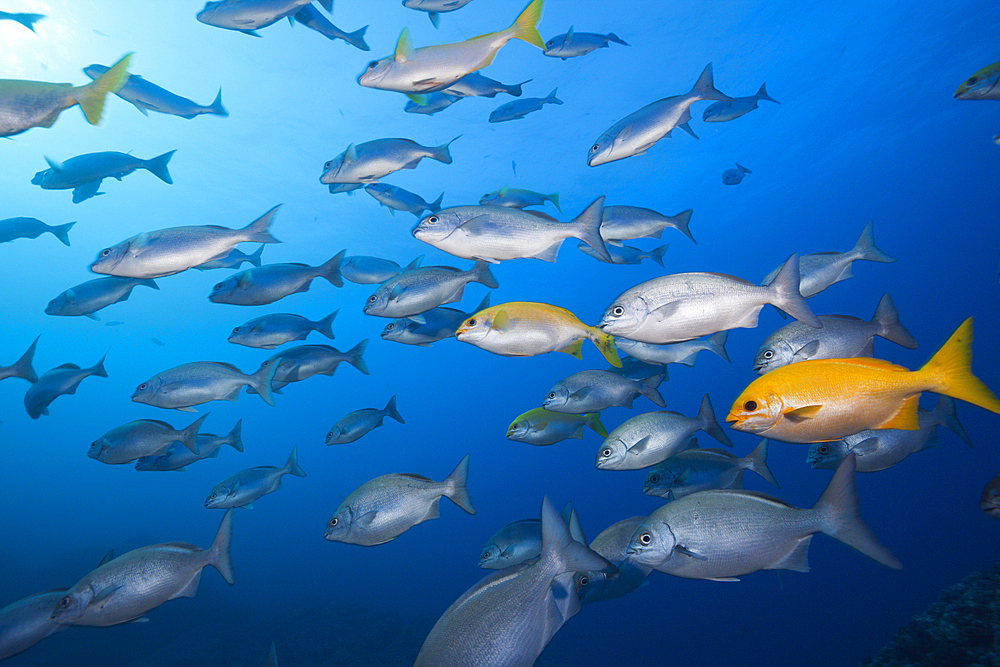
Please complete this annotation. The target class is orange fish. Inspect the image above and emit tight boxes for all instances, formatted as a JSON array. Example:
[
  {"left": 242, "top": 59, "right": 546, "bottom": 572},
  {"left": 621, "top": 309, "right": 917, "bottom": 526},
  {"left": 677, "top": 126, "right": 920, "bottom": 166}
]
[{"left": 726, "top": 318, "right": 1000, "bottom": 443}]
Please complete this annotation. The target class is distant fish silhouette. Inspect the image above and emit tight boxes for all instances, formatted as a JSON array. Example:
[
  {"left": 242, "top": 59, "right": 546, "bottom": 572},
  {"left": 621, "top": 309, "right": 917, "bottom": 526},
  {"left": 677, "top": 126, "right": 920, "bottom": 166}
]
[{"left": 106, "top": 321, "right": 125, "bottom": 326}]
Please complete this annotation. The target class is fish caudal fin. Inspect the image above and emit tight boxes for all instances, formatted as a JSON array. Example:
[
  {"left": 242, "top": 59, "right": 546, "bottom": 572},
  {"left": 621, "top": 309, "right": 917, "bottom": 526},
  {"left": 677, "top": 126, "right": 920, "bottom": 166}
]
[
  {"left": 508, "top": 0, "right": 545, "bottom": 49},
  {"left": 471, "top": 261, "right": 499, "bottom": 289},
  {"left": 75, "top": 52, "right": 131, "bottom": 125},
  {"left": 319, "top": 249, "right": 345, "bottom": 287},
  {"left": 640, "top": 373, "right": 667, "bottom": 407},
  {"left": 756, "top": 82, "right": 780, "bottom": 104},
  {"left": 706, "top": 330, "right": 731, "bottom": 363},
  {"left": 539, "top": 497, "right": 612, "bottom": 575},
  {"left": 813, "top": 454, "right": 902, "bottom": 570},
  {"left": 346, "top": 25, "right": 369, "bottom": 51},
  {"left": 671, "top": 209, "right": 696, "bottom": 244},
  {"left": 547, "top": 192, "right": 561, "bottom": 212},
  {"left": 10, "top": 336, "right": 40, "bottom": 383},
  {"left": 443, "top": 454, "right": 475, "bottom": 514},
  {"left": 872, "top": 293, "right": 918, "bottom": 349},
  {"left": 428, "top": 192, "right": 444, "bottom": 213},
  {"left": 649, "top": 244, "right": 669, "bottom": 267},
  {"left": 746, "top": 439, "right": 780, "bottom": 487},
  {"left": 545, "top": 88, "right": 563, "bottom": 105},
  {"left": 607, "top": 32, "right": 629, "bottom": 45},
  {"left": 919, "top": 318, "right": 1000, "bottom": 414},
  {"left": 13, "top": 12, "right": 45, "bottom": 32},
  {"left": 431, "top": 135, "right": 461, "bottom": 164},
  {"left": 736, "top": 163, "right": 751, "bottom": 173},
  {"left": 588, "top": 328, "right": 622, "bottom": 367},
  {"left": 209, "top": 510, "right": 236, "bottom": 585},
  {"left": 929, "top": 396, "right": 973, "bottom": 447},
  {"left": 241, "top": 205, "right": 282, "bottom": 244},
  {"left": 585, "top": 412, "right": 608, "bottom": 437},
  {"left": 767, "top": 254, "right": 822, "bottom": 328},
  {"left": 698, "top": 394, "right": 734, "bottom": 446},
  {"left": 346, "top": 339, "right": 370, "bottom": 375},
  {"left": 248, "top": 244, "right": 265, "bottom": 267},
  {"left": 250, "top": 360, "right": 279, "bottom": 406},
  {"left": 145, "top": 150, "right": 176, "bottom": 184},
  {"left": 49, "top": 221, "right": 76, "bottom": 246},
  {"left": 689, "top": 62, "right": 733, "bottom": 102},
  {"left": 384, "top": 395, "right": 405, "bottom": 423},
  {"left": 225, "top": 419, "right": 244, "bottom": 452},
  {"left": 572, "top": 196, "right": 612, "bottom": 262},
  {"left": 180, "top": 412, "right": 210, "bottom": 454},
  {"left": 284, "top": 446, "right": 306, "bottom": 477},
  {"left": 315, "top": 310, "right": 338, "bottom": 339},
  {"left": 852, "top": 221, "right": 896, "bottom": 264},
  {"left": 208, "top": 88, "right": 228, "bottom": 116},
  {"left": 90, "top": 352, "right": 109, "bottom": 378}
]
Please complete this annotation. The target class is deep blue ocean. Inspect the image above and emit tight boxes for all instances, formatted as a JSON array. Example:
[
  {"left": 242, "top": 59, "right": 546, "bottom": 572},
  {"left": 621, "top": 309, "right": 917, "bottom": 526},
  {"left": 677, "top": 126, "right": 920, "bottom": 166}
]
[{"left": 1, "top": 0, "right": 999, "bottom": 665}]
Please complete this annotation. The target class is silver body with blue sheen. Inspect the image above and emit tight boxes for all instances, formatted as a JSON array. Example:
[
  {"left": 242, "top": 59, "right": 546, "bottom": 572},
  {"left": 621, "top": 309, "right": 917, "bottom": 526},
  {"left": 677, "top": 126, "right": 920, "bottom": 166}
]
[
  {"left": 0, "top": 591, "right": 68, "bottom": 661},
  {"left": 364, "top": 262, "right": 497, "bottom": 319},
  {"left": 228, "top": 311, "right": 337, "bottom": 349},
  {"left": 205, "top": 447, "right": 305, "bottom": 509},
  {"left": 132, "top": 361, "right": 277, "bottom": 410},
  {"left": 136, "top": 421, "right": 243, "bottom": 472},
  {"left": 196, "top": 0, "right": 315, "bottom": 33},
  {"left": 250, "top": 341, "right": 369, "bottom": 394},
  {"left": 208, "top": 251, "right": 344, "bottom": 306},
  {"left": 46, "top": 277, "right": 158, "bottom": 319},
  {"left": 24, "top": 354, "right": 107, "bottom": 419},
  {"left": 366, "top": 183, "right": 443, "bottom": 218},
  {"left": 84, "top": 64, "right": 227, "bottom": 118},
  {"left": 543, "top": 28, "right": 628, "bottom": 59},
  {"left": 542, "top": 369, "right": 665, "bottom": 414},
  {"left": 340, "top": 255, "right": 402, "bottom": 284},
  {"left": 88, "top": 414, "right": 206, "bottom": 465},
  {"left": 381, "top": 294, "right": 490, "bottom": 346},
  {"left": 319, "top": 137, "right": 456, "bottom": 185},
  {"left": 326, "top": 395, "right": 405, "bottom": 444}
]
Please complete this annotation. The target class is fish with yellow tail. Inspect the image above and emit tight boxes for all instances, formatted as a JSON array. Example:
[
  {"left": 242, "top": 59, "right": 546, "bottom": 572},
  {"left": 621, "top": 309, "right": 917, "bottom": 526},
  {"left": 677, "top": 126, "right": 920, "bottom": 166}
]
[
  {"left": 456, "top": 301, "right": 622, "bottom": 367},
  {"left": 727, "top": 318, "right": 1000, "bottom": 443},
  {"left": 358, "top": 0, "right": 544, "bottom": 94}
]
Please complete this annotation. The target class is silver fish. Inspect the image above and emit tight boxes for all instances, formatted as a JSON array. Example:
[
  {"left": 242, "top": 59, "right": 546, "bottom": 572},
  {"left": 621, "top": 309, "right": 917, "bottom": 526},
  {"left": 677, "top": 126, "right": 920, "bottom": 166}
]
[
  {"left": 205, "top": 447, "right": 305, "bottom": 509},
  {"left": 402, "top": 0, "right": 475, "bottom": 28},
  {"left": 600, "top": 206, "right": 694, "bottom": 244},
  {"left": 363, "top": 261, "right": 498, "bottom": 319},
  {"left": 0, "top": 217, "right": 75, "bottom": 246},
  {"left": 488, "top": 88, "right": 561, "bottom": 122},
  {"left": 365, "top": 183, "right": 443, "bottom": 218},
  {"left": 753, "top": 293, "right": 918, "bottom": 374},
  {"left": 0, "top": 590, "right": 67, "bottom": 660},
  {"left": 326, "top": 395, "right": 405, "bottom": 444},
  {"left": 293, "top": 4, "right": 368, "bottom": 51},
  {"left": 250, "top": 341, "right": 369, "bottom": 393},
  {"left": 340, "top": 255, "right": 403, "bottom": 284},
  {"left": 193, "top": 244, "right": 265, "bottom": 270},
  {"left": 196, "top": 0, "right": 325, "bottom": 36},
  {"left": 413, "top": 196, "right": 611, "bottom": 263},
  {"left": 84, "top": 64, "right": 227, "bottom": 118},
  {"left": 703, "top": 83, "right": 780, "bottom": 122},
  {"left": 89, "top": 414, "right": 208, "bottom": 465},
  {"left": 24, "top": 353, "right": 107, "bottom": 419},
  {"left": 414, "top": 497, "right": 610, "bottom": 667},
  {"left": 228, "top": 311, "right": 337, "bottom": 349},
  {"left": 479, "top": 187, "right": 559, "bottom": 211},
  {"left": 0, "top": 336, "right": 39, "bottom": 384},
  {"left": 599, "top": 254, "right": 821, "bottom": 344},
  {"left": 319, "top": 137, "right": 458, "bottom": 184},
  {"left": 596, "top": 395, "right": 733, "bottom": 471},
  {"left": 90, "top": 205, "right": 280, "bottom": 279},
  {"left": 573, "top": 516, "right": 653, "bottom": 605},
  {"left": 615, "top": 331, "right": 730, "bottom": 367},
  {"left": 543, "top": 26, "right": 628, "bottom": 59},
  {"left": 208, "top": 251, "right": 344, "bottom": 305},
  {"left": 328, "top": 183, "right": 363, "bottom": 195},
  {"left": 32, "top": 150, "right": 174, "bottom": 203},
  {"left": 981, "top": 473, "right": 1000, "bottom": 520},
  {"left": 45, "top": 277, "right": 158, "bottom": 319},
  {"left": 722, "top": 163, "right": 751, "bottom": 185},
  {"left": 578, "top": 241, "right": 668, "bottom": 266},
  {"left": 625, "top": 455, "right": 902, "bottom": 579},
  {"left": 759, "top": 222, "right": 896, "bottom": 298},
  {"left": 325, "top": 455, "right": 474, "bottom": 546},
  {"left": 405, "top": 92, "right": 461, "bottom": 115},
  {"left": 479, "top": 504, "right": 580, "bottom": 569},
  {"left": 542, "top": 370, "right": 666, "bottom": 414},
  {"left": 136, "top": 420, "right": 244, "bottom": 472},
  {"left": 588, "top": 63, "right": 732, "bottom": 166},
  {"left": 442, "top": 72, "right": 528, "bottom": 98},
  {"left": 132, "top": 360, "right": 278, "bottom": 411},
  {"left": 807, "top": 396, "right": 971, "bottom": 473},
  {"left": 643, "top": 439, "right": 779, "bottom": 500},
  {"left": 381, "top": 294, "right": 490, "bottom": 346},
  {"left": 50, "top": 511, "right": 235, "bottom": 626}
]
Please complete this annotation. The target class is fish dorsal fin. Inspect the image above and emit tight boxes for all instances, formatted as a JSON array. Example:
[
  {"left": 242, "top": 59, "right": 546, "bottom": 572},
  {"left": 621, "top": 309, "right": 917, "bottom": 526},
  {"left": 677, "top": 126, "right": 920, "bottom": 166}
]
[
  {"left": 823, "top": 357, "right": 910, "bottom": 373},
  {"left": 492, "top": 310, "right": 511, "bottom": 332},
  {"left": 395, "top": 473, "right": 434, "bottom": 482},
  {"left": 55, "top": 363, "right": 81, "bottom": 370},
  {"left": 395, "top": 28, "right": 414, "bottom": 62},
  {"left": 565, "top": 25, "right": 574, "bottom": 41},
  {"left": 98, "top": 549, "right": 115, "bottom": 567},
  {"left": 783, "top": 405, "right": 822, "bottom": 422},
  {"left": 140, "top": 419, "right": 176, "bottom": 429},
  {"left": 44, "top": 156, "right": 65, "bottom": 171},
  {"left": 698, "top": 271, "right": 755, "bottom": 286}
]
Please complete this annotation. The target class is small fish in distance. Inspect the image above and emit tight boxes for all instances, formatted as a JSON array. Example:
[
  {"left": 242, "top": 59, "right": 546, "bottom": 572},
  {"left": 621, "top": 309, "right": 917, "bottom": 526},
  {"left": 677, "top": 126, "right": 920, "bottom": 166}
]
[
  {"left": 722, "top": 163, "right": 751, "bottom": 185},
  {"left": 543, "top": 26, "right": 628, "bottom": 59},
  {"left": 320, "top": 137, "right": 459, "bottom": 184},
  {"left": 205, "top": 447, "right": 305, "bottom": 509},
  {"left": 32, "top": 150, "right": 175, "bottom": 204},
  {"left": 0, "top": 217, "right": 75, "bottom": 246},
  {"left": 703, "top": 83, "right": 779, "bottom": 122},
  {"left": 46, "top": 277, "right": 158, "bottom": 320},
  {"left": 25, "top": 353, "right": 107, "bottom": 419},
  {"left": 489, "top": 88, "right": 561, "bottom": 122},
  {"left": 84, "top": 64, "right": 227, "bottom": 118}
]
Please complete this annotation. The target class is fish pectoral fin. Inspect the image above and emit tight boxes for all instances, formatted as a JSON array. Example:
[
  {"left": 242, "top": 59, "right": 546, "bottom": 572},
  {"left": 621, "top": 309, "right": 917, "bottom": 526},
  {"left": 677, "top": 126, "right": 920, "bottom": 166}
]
[
  {"left": 409, "top": 313, "right": 427, "bottom": 324},
  {"left": 413, "top": 78, "right": 442, "bottom": 91},
  {"left": 792, "top": 340, "right": 821, "bottom": 361},
  {"left": 492, "top": 310, "right": 512, "bottom": 332},
  {"left": 356, "top": 510, "right": 379, "bottom": 526},
  {"left": 849, "top": 437, "right": 880, "bottom": 455},
  {"left": 558, "top": 339, "right": 583, "bottom": 359},
  {"left": 783, "top": 405, "right": 822, "bottom": 422},
  {"left": 244, "top": 503, "right": 254, "bottom": 509},
  {"left": 628, "top": 436, "right": 651, "bottom": 455},
  {"left": 92, "top": 585, "right": 121, "bottom": 606},
  {"left": 674, "top": 545, "right": 707, "bottom": 561},
  {"left": 457, "top": 214, "right": 498, "bottom": 235},
  {"left": 389, "top": 283, "right": 406, "bottom": 300},
  {"left": 878, "top": 394, "right": 921, "bottom": 430},
  {"left": 529, "top": 421, "right": 547, "bottom": 432},
  {"left": 175, "top": 407, "right": 198, "bottom": 412},
  {"left": 649, "top": 301, "right": 681, "bottom": 322},
  {"left": 673, "top": 468, "right": 690, "bottom": 485},
  {"left": 568, "top": 386, "right": 593, "bottom": 401},
  {"left": 706, "top": 577, "right": 741, "bottom": 582}
]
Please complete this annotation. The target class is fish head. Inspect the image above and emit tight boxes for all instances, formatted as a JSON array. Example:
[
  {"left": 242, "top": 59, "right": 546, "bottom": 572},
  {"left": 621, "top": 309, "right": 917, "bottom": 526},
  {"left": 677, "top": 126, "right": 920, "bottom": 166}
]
[
  {"left": 195, "top": 1, "right": 226, "bottom": 24},
  {"left": 981, "top": 479, "right": 1000, "bottom": 519},
  {"left": 806, "top": 441, "right": 844, "bottom": 470},
  {"left": 31, "top": 169, "right": 52, "bottom": 186},
  {"left": 643, "top": 465, "right": 676, "bottom": 496},
  {"left": 50, "top": 587, "right": 90, "bottom": 624},
  {"left": 380, "top": 319, "right": 409, "bottom": 341},
  {"left": 587, "top": 131, "right": 619, "bottom": 167},
  {"left": 726, "top": 389, "right": 784, "bottom": 434},
  {"left": 364, "top": 183, "right": 391, "bottom": 203},
  {"left": 134, "top": 456, "right": 159, "bottom": 471},
  {"left": 479, "top": 190, "right": 501, "bottom": 205},
  {"left": 358, "top": 56, "right": 394, "bottom": 89},
  {"left": 542, "top": 35, "right": 566, "bottom": 56},
  {"left": 479, "top": 544, "right": 503, "bottom": 568},
  {"left": 505, "top": 417, "right": 533, "bottom": 441},
  {"left": 45, "top": 292, "right": 69, "bottom": 315},
  {"left": 87, "top": 437, "right": 110, "bottom": 460},
  {"left": 626, "top": 520, "right": 676, "bottom": 567},
  {"left": 89, "top": 241, "right": 130, "bottom": 275},
  {"left": 131, "top": 376, "right": 163, "bottom": 405},
  {"left": 599, "top": 294, "right": 649, "bottom": 337},
  {"left": 541, "top": 384, "right": 571, "bottom": 411},
  {"left": 753, "top": 339, "right": 794, "bottom": 374},
  {"left": 208, "top": 274, "right": 241, "bottom": 302},
  {"left": 324, "top": 505, "right": 354, "bottom": 541},
  {"left": 205, "top": 484, "right": 231, "bottom": 509},
  {"left": 363, "top": 286, "right": 391, "bottom": 316},
  {"left": 454, "top": 310, "right": 494, "bottom": 343},
  {"left": 412, "top": 209, "right": 463, "bottom": 244},
  {"left": 954, "top": 62, "right": 1000, "bottom": 100},
  {"left": 319, "top": 152, "right": 349, "bottom": 184},
  {"left": 227, "top": 324, "right": 250, "bottom": 344},
  {"left": 573, "top": 570, "right": 609, "bottom": 603},
  {"left": 702, "top": 101, "right": 729, "bottom": 121},
  {"left": 324, "top": 426, "right": 345, "bottom": 445},
  {"left": 595, "top": 439, "right": 628, "bottom": 469}
]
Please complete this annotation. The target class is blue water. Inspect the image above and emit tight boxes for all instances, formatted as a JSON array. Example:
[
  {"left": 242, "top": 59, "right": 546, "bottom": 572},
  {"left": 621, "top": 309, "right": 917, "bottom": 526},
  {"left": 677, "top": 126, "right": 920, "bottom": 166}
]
[{"left": 1, "top": 0, "right": 999, "bottom": 665}]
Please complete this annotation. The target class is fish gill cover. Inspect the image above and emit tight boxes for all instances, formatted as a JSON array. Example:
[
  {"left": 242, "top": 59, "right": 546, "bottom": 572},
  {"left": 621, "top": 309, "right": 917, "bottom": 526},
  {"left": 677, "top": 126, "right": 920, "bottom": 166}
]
[{"left": 0, "top": 0, "right": 998, "bottom": 666}]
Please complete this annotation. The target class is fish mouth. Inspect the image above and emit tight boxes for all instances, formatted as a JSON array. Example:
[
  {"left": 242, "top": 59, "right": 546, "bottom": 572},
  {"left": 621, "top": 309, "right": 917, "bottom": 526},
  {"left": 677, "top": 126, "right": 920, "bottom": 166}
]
[{"left": 752, "top": 364, "right": 764, "bottom": 372}]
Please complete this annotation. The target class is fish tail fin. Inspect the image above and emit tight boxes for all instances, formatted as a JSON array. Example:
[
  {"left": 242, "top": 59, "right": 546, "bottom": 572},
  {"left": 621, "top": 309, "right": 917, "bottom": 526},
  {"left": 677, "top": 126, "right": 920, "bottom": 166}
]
[
  {"left": 589, "top": 328, "right": 622, "bottom": 367},
  {"left": 428, "top": 192, "right": 444, "bottom": 212},
  {"left": 266, "top": 641, "right": 277, "bottom": 667},
  {"left": 346, "top": 339, "right": 370, "bottom": 375},
  {"left": 141, "top": 279, "right": 159, "bottom": 290},
  {"left": 671, "top": 209, "right": 695, "bottom": 244},
  {"left": 11, "top": 335, "right": 40, "bottom": 383},
  {"left": 767, "top": 254, "right": 822, "bottom": 328},
  {"left": 571, "top": 195, "right": 611, "bottom": 262},
  {"left": 736, "top": 163, "right": 752, "bottom": 173},
  {"left": 640, "top": 373, "right": 667, "bottom": 407},
  {"left": 929, "top": 396, "right": 973, "bottom": 447},
  {"left": 697, "top": 393, "right": 734, "bottom": 446},
  {"left": 813, "top": 454, "right": 902, "bottom": 569},
  {"left": 432, "top": 135, "right": 461, "bottom": 164},
  {"left": 316, "top": 310, "right": 338, "bottom": 339},
  {"left": 851, "top": 221, "right": 896, "bottom": 263},
  {"left": 442, "top": 454, "right": 475, "bottom": 514},
  {"left": 208, "top": 88, "right": 228, "bottom": 116},
  {"left": 90, "top": 352, "right": 109, "bottom": 378},
  {"left": 250, "top": 361, "right": 279, "bottom": 406},
  {"left": 649, "top": 244, "right": 669, "bottom": 267},
  {"left": 75, "top": 52, "right": 131, "bottom": 125},
  {"left": 756, "top": 82, "right": 780, "bottom": 104},
  {"left": 746, "top": 439, "right": 780, "bottom": 487},
  {"left": 319, "top": 249, "right": 345, "bottom": 287},
  {"left": 208, "top": 510, "right": 236, "bottom": 585},
  {"left": 706, "top": 330, "right": 731, "bottom": 363},
  {"left": 539, "top": 497, "right": 612, "bottom": 575},
  {"left": 586, "top": 412, "right": 608, "bottom": 437},
  {"left": 14, "top": 12, "right": 45, "bottom": 32},
  {"left": 510, "top": 79, "right": 531, "bottom": 96},
  {"left": 50, "top": 221, "right": 76, "bottom": 246},
  {"left": 508, "top": 0, "right": 545, "bottom": 49},
  {"left": 283, "top": 446, "right": 306, "bottom": 477},
  {"left": 144, "top": 150, "right": 176, "bottom": 184},
  {"left": 180, "top": 412, "right": 210, "bottom": 454},
  {"left": 546, "top": 88, "right": 563, "bottom": 104},
  {"left": 317, "top": 0, "right": 332, "bottom": 11},
  {"left": 548, "top": 192, "right": 561, "bottom": 212},
  {"left": 919, "top": 318, "right": 1000, "bottom": 414},
  {"left": 471, "top": 260, "right": 499, "bottom": 289},
  {"left": 346, "top": 25, "right": 369, "bottom": 51},
  {"left": 607, "top": 32, "right": 629, "bottom": 45},
  {"left": 241, "top": 204, "right": 281, "bottom": 244},
  {"left": 689, "top": 62, "right": 733, "bottom": 102},
  {"left": 384, "top": 394, "right": 405, "bottom": 424},
  {"left": 871, "top": 293, "right": 918, "bottom": 349},
  {"left": 248, "top": 244, "right": 266, "bottom": 267},
  {"left": 225, "top": 419, "right": 244, "bottom": 452}
]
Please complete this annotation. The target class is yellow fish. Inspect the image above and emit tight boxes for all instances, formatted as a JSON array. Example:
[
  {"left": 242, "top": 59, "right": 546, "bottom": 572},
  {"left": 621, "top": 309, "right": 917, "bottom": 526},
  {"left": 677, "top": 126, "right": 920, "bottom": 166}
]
[
  {"left": 357, "top": 0, "right": 544, "bottom": 94},
  {"left": 455, "top": 301, "right": 621, "bottom": 367},
  {"left": 726, "top": 318, "right": 1000, "bottom": 443},
  {"left": 0, "top": 53, "right": 131, "bottom": 137}
]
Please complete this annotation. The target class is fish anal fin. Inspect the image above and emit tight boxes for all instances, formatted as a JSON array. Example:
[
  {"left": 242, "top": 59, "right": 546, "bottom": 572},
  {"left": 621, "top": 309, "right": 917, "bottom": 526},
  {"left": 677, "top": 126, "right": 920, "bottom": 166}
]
[
  {"left": 769, "top": 535, "right": 811, "bottom": 573},
  {"left": 877, "top": 394, "right": 921, "bottom": 430},
  {"left": 558, "top": 339, "right": 583, "bottom": 359}
]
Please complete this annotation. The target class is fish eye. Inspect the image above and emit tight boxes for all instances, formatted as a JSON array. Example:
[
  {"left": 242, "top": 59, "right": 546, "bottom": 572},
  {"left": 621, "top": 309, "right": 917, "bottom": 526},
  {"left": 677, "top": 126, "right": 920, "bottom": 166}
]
[
  {"left": 137, "top": 383, "right": 147, "bottom": 390},
  {"left": 967, "top": 76, "right": 979, "bottom": 85},
  {"left": 818, "top": 445, "right": 830, "bottom": 454},
  {"left": 100, "top": 248, "right": 112, "bottom": 257},
  {"left": 547, "top": 392, "right": 556, "bottom": 399},
  {"left": 367, "top": 295, "right": 378, "bottom": 303},
  {"left": 427, "top": 215, "right": 439, "bottom": 224},
  {"left": 762, "top": 350, "right": 773, "bottom": 359},
  {"left": 602, "top": 448, "right": 612, "bottom": 457},
  {"left": 262, "top": 360, "right": 271, "bottom": 367},
  {"left": 467, "top": 318, "right": 477, "bottom": 326},
  {"left": 367, "top": 60, "right": 379, "bottom": 69},
  {"left": 638, "top": 532, "right": 652, "bottom": 546},
  {"left": 385, "top": 323, "right": 395, "bottom": 331},
  {"left": 592, "top": 143, "right": 601, "bottom": 152},
  {"left": 57, "top": 596, "right": 70, "bottom": 609},
  {"left": 329, "top": 517, "right": 339, "bottom": 527},
  {"left": 324, "top": 160, "right": 332, "bottom": 169},
  {"left": 578, "top": 575, "right": 589, "bottom": 587},
  {"left": 611, "top": 306, "right": 625, "bottom": 316},
  {"left": 209, "top": 493, "right": 217, "bottom": 500},
  {"left": 232, "top": 327, "right": 241, "bottom": 333},
  {"left": 214, "top": 283, "right": 224, "bottom": 290},
  {"left": 744, "top": 400, "right": 758, "bottom": 411},
  {"left": 649, "top": 474, "right": 659, "bottom": 484}
]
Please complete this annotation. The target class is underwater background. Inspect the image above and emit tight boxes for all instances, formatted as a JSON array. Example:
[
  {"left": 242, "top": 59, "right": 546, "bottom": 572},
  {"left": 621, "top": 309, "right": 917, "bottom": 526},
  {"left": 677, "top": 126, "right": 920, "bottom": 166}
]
[{"left": 1, "top": 0, "right": 999, "bottom": 665}]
